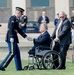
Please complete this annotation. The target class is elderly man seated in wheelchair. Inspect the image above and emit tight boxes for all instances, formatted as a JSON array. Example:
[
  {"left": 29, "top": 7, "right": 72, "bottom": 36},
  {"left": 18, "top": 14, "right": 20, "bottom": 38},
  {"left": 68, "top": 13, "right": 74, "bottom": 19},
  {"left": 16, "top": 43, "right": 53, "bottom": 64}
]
[
  {"left": 25, "top": 23, "right": 61, "bottom": 70},
  {"left": 28, "top": 23, "right": 51, "bottom": 56}
]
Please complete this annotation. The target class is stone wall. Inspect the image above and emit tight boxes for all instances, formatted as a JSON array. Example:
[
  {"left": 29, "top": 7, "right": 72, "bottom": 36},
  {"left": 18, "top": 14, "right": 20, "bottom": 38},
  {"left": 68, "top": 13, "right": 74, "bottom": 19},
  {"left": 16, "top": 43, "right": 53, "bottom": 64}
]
[
  {"left": 0, "top": 8, "right": 11, "bottom": 23},
  {"left": 26, "top": 0, "right": 55, "bottom": 21},
  {"left": 69, "top": 7, "right": 74, "bottom": 17},
  {"left": 26, "top": 7, "right": 55, "bottom": 21}
]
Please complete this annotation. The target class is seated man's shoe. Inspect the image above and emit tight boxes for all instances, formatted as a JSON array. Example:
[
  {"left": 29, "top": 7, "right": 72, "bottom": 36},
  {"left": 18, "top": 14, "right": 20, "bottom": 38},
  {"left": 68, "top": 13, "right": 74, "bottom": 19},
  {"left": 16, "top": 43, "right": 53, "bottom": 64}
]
[
  {"left": 28, "top": 50, "right": 35, "bottom": 56},
  {"left": 0, "top": 67, "right": 5, "bottom": 71}
]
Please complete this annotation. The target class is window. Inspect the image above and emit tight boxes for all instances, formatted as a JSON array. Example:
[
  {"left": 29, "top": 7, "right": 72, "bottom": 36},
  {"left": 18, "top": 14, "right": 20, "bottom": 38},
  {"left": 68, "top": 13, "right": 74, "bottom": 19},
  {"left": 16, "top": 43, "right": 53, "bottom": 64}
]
[
  {"left": 31, "top": 0, "right": 50, "bottom": 7},
  {"left": 0, "top": 0, "right": 7, "bottom": 7},
  {"left": 73, "top": 0, "right": 74, "bottom": 6}
]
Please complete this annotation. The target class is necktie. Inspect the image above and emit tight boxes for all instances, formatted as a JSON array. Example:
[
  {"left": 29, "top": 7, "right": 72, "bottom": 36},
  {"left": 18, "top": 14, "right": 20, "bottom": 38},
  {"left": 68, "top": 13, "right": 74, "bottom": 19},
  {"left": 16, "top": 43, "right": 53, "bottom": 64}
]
[
  {"left": 38, "top": 34, "right": 42, "bottom": 39},
  {"left": 40, "top": 34, "right": 42, "bottom": 37},
  {"left": 56, "top": 21, "right": 62, "bottom": 38}
]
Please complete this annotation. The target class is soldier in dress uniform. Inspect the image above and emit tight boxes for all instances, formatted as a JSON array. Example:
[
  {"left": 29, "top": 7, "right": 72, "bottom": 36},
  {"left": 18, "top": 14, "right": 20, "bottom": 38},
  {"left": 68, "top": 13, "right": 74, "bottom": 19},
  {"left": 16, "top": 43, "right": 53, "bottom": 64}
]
[
  {"left": 19, "top": 14, "right": 28, "bottom": 33},
  {"left": 0, "top": 7, "right": 29, "bottom": 71}
]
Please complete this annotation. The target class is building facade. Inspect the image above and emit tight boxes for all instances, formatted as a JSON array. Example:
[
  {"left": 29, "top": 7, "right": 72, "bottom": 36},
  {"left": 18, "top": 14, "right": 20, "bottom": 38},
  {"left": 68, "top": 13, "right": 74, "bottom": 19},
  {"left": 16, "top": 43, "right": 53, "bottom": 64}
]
[{"left": 0, "top": 0, "right": 74, "bottom": 23}]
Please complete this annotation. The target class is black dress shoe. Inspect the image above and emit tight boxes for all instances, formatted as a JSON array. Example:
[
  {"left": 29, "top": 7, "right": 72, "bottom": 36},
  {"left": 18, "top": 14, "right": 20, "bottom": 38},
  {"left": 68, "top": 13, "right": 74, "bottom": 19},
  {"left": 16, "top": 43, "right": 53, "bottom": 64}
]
[
  {"left": 57, "top": 66, "right": 66, "bottom": 70},
  {"left": 0, "top": 67, "right": 5, "bottom": 71}
]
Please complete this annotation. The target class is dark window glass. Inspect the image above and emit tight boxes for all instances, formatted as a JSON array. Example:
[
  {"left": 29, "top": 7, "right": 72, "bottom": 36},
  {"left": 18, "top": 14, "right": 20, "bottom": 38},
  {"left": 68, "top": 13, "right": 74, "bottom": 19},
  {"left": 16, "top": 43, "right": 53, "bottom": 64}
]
[
  {"left": 0, "top": 0, "right": 7, "bottom": 7},
  {"left": 73, "top": 0, "right": 74, "bottom": 6},
  {"left": 31, "top": 0, "right": 49, "bottom": 7}
]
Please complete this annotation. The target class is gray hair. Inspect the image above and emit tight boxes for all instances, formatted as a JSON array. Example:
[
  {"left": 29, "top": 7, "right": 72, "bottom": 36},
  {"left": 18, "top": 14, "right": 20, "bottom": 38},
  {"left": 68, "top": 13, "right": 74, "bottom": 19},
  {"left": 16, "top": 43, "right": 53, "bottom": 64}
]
[
  {"left": 59, "top": 11, "right": 66, "bottom": 16},
  {"left": 41, "top": 23, "right": 48, "bottom": 30}
]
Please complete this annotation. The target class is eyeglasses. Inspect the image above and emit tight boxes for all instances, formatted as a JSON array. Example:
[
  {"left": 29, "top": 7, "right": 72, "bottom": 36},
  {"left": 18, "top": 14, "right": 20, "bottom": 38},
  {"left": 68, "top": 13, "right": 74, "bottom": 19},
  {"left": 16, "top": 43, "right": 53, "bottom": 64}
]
[{"left": 60, "top": 16, "right": 64, "bottom": 18}]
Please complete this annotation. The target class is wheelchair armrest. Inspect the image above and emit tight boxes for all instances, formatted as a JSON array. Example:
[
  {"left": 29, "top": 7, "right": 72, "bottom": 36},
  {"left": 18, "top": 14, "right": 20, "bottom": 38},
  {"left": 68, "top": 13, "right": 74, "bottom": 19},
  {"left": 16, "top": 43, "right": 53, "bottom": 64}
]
[{"left": 36, "top": 45, "right": 50, "bottom": 50}]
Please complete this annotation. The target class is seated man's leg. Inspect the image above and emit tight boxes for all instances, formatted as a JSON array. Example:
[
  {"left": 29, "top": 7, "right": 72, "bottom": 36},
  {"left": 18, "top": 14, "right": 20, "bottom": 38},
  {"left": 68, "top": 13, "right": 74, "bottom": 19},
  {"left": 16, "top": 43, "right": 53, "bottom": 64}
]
[{"left": 28, "top": 46, "right": 35, "bottom": 56}]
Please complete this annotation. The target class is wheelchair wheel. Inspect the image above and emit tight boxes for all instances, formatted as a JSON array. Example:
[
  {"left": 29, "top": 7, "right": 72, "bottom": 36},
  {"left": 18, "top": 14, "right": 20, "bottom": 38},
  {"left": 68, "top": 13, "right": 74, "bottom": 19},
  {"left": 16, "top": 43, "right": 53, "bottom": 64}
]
[
  {"left": 23, "top": 65, "right": 29, "bottom": 70},
  {"left": 42, "top": 51, "right": 61, "bottom": 70},
  {"left": 36, "top": 57, "right": 43, "bottom": 70},
  {"left": 29, "top": 66, "right": 35, "bottom": 70}
]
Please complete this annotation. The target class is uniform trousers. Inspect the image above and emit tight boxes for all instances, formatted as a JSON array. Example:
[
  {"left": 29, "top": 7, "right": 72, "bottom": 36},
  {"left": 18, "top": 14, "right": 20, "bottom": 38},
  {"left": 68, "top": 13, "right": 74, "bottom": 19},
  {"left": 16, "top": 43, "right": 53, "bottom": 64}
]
[{"left": 0, "top": 42, "right": 22, "bottom": 70}]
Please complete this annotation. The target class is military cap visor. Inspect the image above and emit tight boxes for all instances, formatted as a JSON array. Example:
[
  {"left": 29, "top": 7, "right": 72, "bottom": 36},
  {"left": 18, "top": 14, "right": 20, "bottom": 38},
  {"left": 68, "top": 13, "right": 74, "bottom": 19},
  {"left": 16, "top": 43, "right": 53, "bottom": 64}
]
[{"left": 16, "top": 7, "right": 24, "bottom": 13}]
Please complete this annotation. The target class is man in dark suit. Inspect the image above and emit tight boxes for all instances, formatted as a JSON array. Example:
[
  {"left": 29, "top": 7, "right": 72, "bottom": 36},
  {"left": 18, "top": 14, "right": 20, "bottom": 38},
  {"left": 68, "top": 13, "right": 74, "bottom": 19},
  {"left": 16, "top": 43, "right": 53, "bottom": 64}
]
[
  {"left": 38, "top": 11, "right": 49, "bottom": 24},
  {"left": 28, "top": 23, "right": 51, "bottom": 55},
  {"left": 0, "top": 7, "right": 29, "bottom": 71},
  {"left": 52, "top": 11, "right": 72, "bottom": 69}
]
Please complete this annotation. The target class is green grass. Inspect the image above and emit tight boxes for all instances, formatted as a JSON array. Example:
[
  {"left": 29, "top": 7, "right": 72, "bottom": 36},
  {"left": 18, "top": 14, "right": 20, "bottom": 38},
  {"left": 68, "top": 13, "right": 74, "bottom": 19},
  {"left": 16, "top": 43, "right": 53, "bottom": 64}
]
[{"left": 0, "top": 60, "right": 74, "bottom": 75}]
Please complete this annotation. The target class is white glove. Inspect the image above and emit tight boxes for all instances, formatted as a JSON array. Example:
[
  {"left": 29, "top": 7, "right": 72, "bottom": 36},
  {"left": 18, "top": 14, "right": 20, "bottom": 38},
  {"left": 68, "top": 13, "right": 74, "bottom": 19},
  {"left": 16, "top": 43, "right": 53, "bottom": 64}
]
[{"left": 10, "top": 38, "right": 14, "bottom": 43}]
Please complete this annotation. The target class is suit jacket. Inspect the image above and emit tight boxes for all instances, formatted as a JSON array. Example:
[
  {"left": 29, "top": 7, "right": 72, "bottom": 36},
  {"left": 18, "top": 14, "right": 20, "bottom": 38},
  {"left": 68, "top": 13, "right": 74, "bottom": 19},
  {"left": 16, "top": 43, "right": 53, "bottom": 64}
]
[
  {"left": 6, "top": 15, "right": 27, "bottom": 43},
  {"left": 38, "top": 16, "right": 49, "bottom": 24},
  {"left": 52, "top": 18, "right": 72, "bottom": 45},
  {"left": 31, "top": 31, "right": 51, "bottom": 51}
]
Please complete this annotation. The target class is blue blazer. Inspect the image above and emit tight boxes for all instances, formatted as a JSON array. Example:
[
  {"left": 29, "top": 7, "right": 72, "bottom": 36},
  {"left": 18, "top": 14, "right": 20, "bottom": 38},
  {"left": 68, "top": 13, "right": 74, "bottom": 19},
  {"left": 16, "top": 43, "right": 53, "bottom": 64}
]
[
  {"left": 54, "top": 18, "right": 59, "bottom": 26},
  {"left": 29, "top": 31, "right": 51, "bottom": 55},
  {"left": 38, "top": 16, "right": 49, "bottom": 24}
]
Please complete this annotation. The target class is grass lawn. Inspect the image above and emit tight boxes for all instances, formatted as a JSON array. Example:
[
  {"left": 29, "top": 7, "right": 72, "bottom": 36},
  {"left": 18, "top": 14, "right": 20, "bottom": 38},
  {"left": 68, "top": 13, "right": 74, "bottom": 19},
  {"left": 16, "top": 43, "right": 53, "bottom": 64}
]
[{"left": 0, "top": 60, "right": 74, "bottom": 75}]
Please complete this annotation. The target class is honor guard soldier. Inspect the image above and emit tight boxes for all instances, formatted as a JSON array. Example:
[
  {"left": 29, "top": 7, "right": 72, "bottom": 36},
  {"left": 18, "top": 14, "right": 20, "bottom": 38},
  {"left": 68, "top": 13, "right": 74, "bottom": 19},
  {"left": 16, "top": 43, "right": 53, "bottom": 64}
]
[{"left": 0, "top": 7, "right": 28, "bottom": 71}]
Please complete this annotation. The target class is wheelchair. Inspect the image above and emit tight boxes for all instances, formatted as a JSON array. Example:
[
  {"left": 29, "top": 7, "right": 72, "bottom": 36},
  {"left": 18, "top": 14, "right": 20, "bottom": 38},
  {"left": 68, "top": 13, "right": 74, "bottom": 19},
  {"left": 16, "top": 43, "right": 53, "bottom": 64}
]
[{"left": 24, "top": 41, "right": 62, "bottom": 70}]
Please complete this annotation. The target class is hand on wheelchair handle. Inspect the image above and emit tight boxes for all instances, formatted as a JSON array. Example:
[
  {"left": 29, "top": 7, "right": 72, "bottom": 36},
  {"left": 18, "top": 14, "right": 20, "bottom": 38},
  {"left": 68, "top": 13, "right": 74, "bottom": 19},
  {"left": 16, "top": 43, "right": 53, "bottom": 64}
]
[
  {"left": 10, "top": 38, "right": 14, "bottom": 43},
  {"left": 54, "top": 38, "right": 60, "bottom": 43}
]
